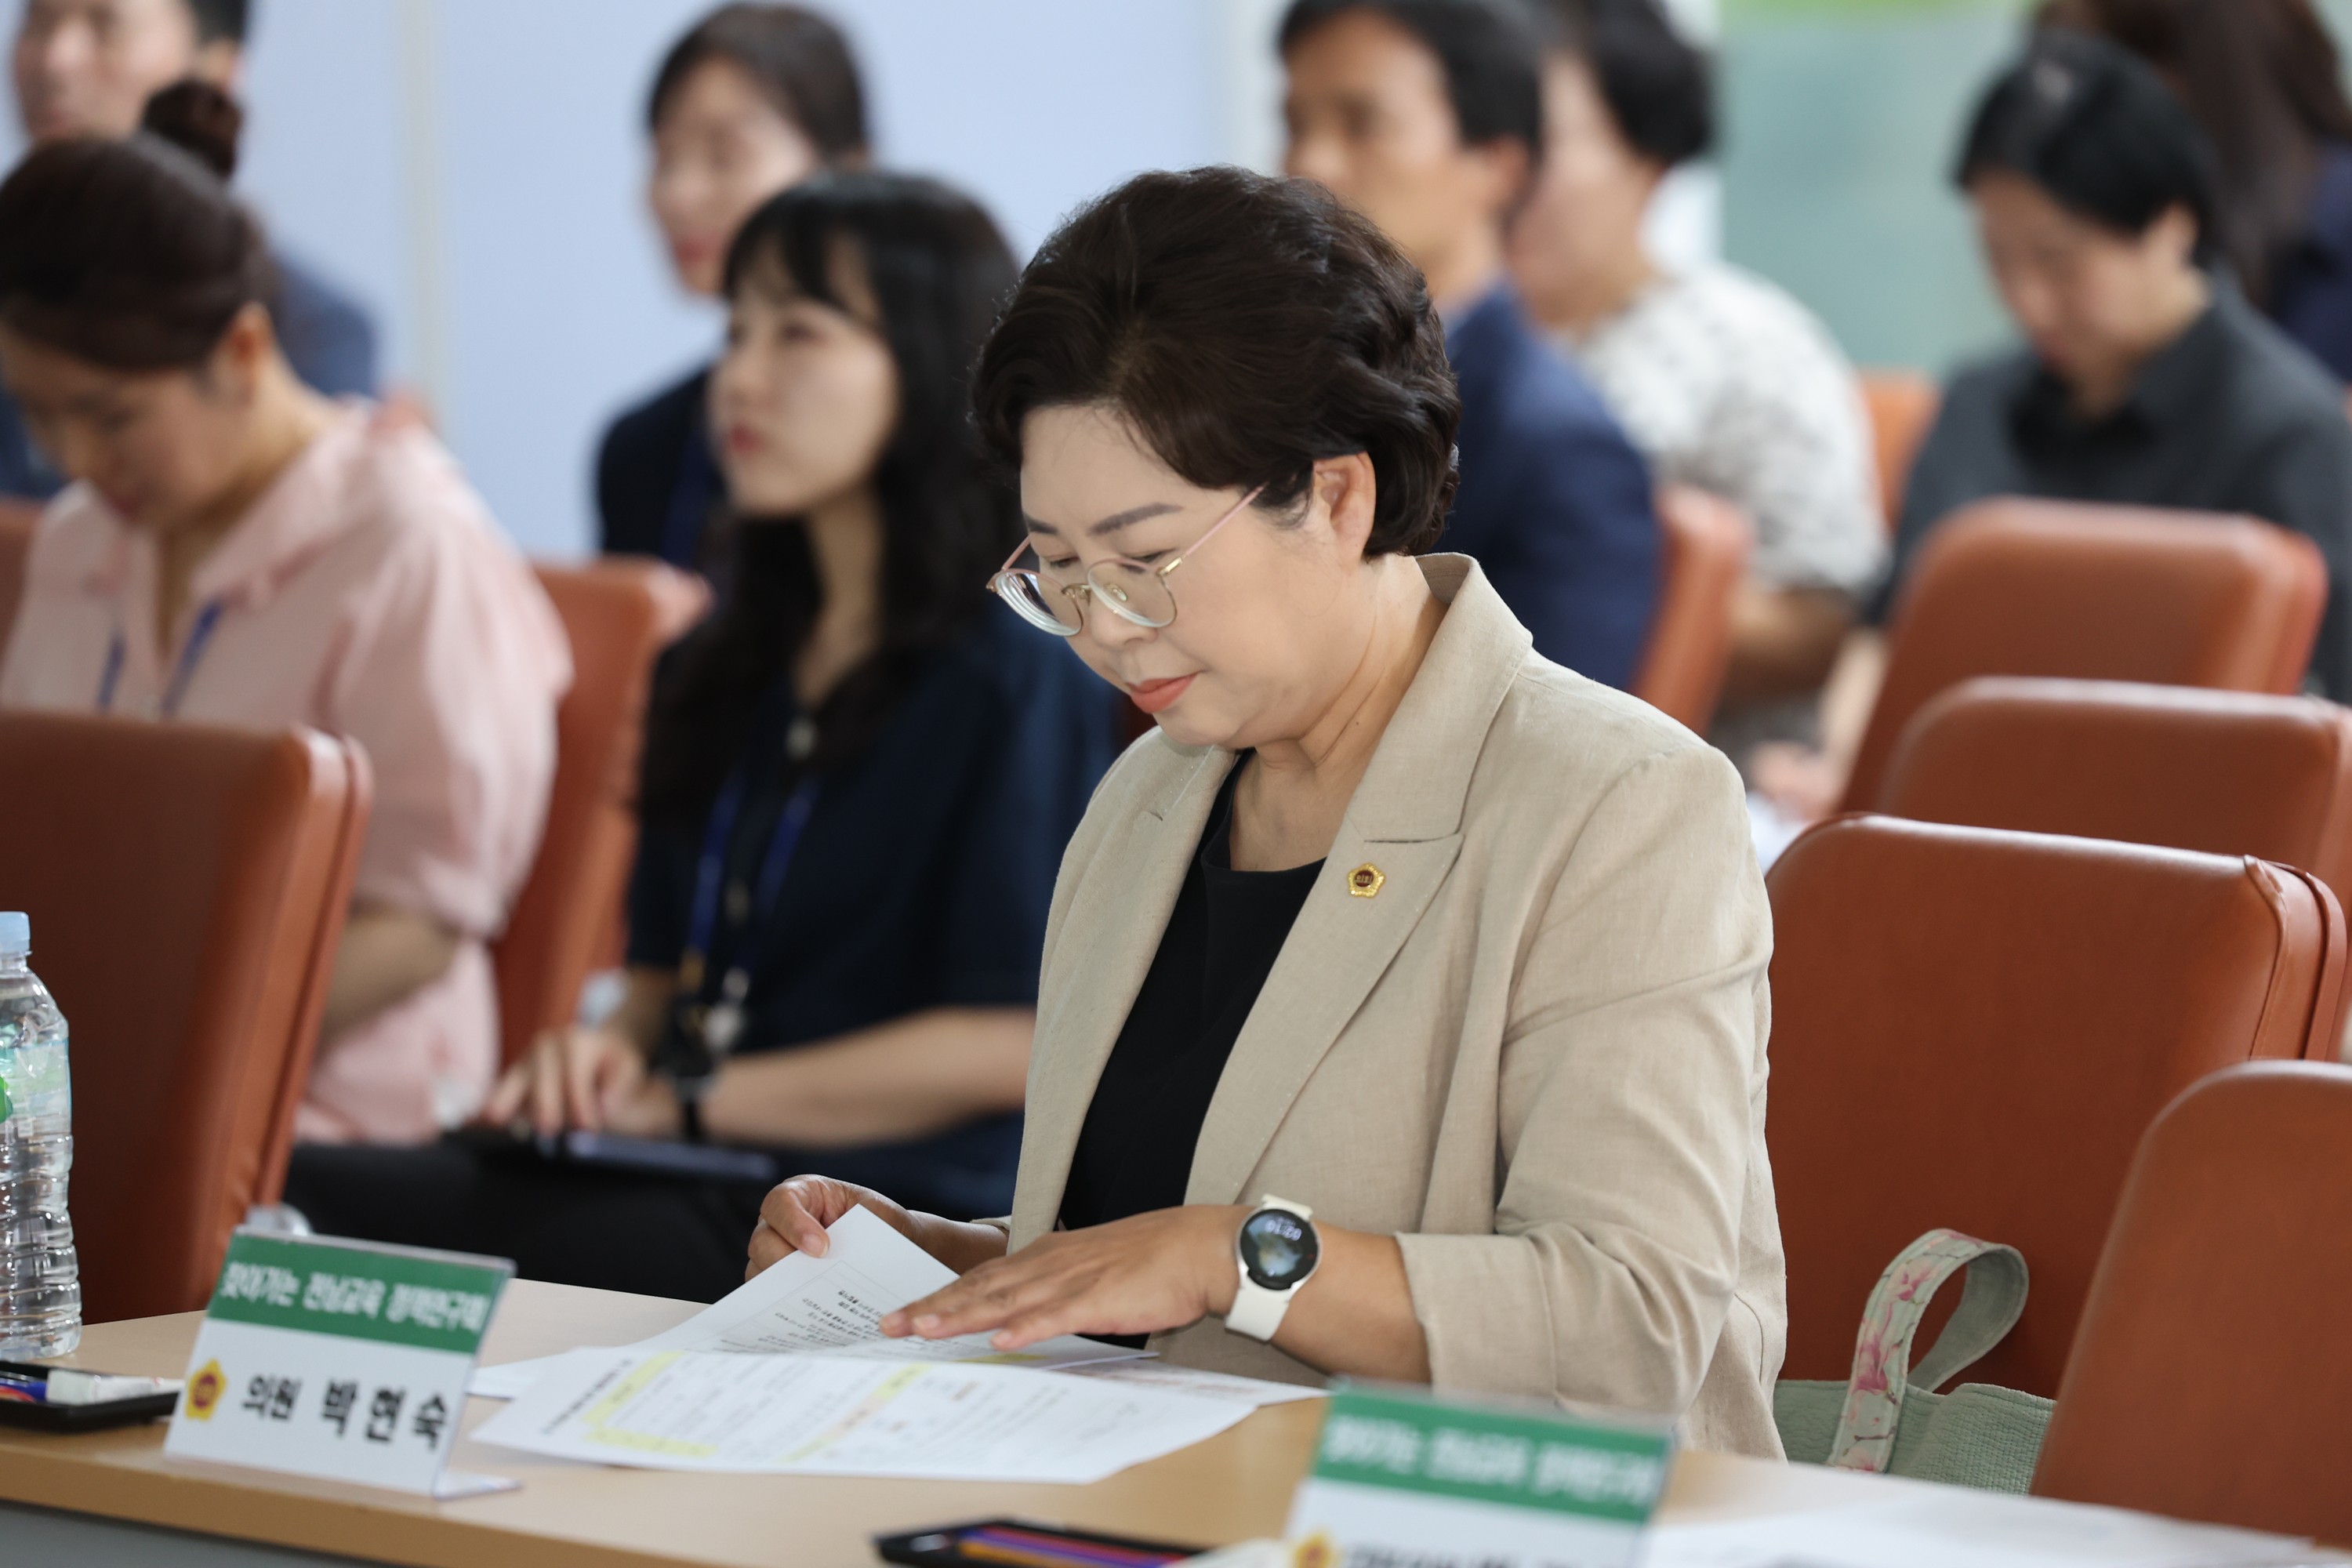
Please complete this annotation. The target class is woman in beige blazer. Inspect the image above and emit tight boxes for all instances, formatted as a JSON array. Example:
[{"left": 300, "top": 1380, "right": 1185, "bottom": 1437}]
[{"left": 746, "top": 166, "right": 1786, "bottom": 1456}]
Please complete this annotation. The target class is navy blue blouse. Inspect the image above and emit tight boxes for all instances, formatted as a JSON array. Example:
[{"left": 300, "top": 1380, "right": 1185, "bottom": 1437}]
[
  {"left": 595, "top": 365, "right": 726, "bottom": 569},
  {"left": 625, "top": 601, "right": 1117, "bottom": 1217},
  {"left": 1442, "top": 284, "right": 1660, "bottom": 690}
]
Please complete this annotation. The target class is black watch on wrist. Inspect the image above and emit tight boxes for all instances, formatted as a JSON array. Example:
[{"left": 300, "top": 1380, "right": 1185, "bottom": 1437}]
[
  {"left": 651, "top": 1001, "right": 720, "bottom": 1145},
  {"left": 668, "top": 1071, "right": 715, "bottom": 1143}
]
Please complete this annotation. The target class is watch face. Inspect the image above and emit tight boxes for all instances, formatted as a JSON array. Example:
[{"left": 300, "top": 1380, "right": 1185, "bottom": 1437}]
[{"left": 1239, "top": 1208, "right": 1319, "bottom": 1291}]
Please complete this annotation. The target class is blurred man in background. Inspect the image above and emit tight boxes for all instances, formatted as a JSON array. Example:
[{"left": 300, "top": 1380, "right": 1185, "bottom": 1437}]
[
  {"left": 1279, "top": 0, "right": 1661, "bottom": 691},
  {"left": 4, "top": 0, "right": 378, "bottom": 499}
]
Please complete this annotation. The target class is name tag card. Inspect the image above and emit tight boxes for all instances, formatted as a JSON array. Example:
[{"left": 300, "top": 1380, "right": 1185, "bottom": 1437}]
[
  {"left": 165, "top": 1229, "right": 514, "bottom": 1498},
  {"left": 1286, "top": 1384, "right": 1673, "bottom": 1568}
]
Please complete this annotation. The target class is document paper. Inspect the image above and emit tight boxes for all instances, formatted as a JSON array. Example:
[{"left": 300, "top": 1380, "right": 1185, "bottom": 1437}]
[
  {"left": 1058, "top": 1359, "right": 1327, "bottom": 1406},
  {"left": 470, "top": 1345, "right": 1250, "bottom": 1483},
  {"left": 468, "top": 1206, "right": 1142, "bottom": 1399}
]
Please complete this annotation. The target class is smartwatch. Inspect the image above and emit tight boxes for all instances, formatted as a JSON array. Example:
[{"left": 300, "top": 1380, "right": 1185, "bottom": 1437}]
[{"left": 1226, "top": 1196, "right": 1321, "bottom": 1341}]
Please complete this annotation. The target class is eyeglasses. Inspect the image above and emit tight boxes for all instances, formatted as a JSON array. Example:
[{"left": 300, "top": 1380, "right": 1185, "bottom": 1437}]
[{"left": 990, "top": 487, "right": 1264, "bottom": 638}]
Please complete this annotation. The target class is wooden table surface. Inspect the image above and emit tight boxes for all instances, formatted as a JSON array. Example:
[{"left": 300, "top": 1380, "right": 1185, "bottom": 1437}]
[{"left": 0, "top": 1279, "right": 1900, "bottom": 1568}]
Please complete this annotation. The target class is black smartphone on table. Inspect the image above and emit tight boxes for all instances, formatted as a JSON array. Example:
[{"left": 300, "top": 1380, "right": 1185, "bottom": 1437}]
[
  {"left": 0, "top": 1360, "right": 181, "bottom": 1432},
  {"left": 447, "top": 1123, "right": 779, "bottom": 1183},
  {"left": 874, "top": 1517, "right": 1207, "bottom": 1567}
]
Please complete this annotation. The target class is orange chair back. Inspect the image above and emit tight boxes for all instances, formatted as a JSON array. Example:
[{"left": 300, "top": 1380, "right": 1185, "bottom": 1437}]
[
  {"left": 2034, "top": 1062, "right": 2352, "bottom": 1540},
  {"left": 0, "top": 502, "right": 37, "bottom": 659},
  {"left": 1842, "top": 499, "right": 2326, "bottom": 812},
  {"left": 0, "top": 713, "right": 368, "bottom": 1320},
  {"left": 1859, "top": 371, "right": 1938, "bottom": 532},
  {"left": 1883, "top": 677, "right": 2352, "bottom": 924},
  {"left": 1632, "top": 485, "right": 1752, "bottom": 731},
  {"left": 1768, "top": 815, "right": 2343, "bottom": 1398},
  {"left": 491, "top": 561, "right": 673, "bottom": 1065}
]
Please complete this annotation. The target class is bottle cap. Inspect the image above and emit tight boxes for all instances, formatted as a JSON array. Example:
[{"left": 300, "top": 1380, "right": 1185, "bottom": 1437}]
[{"left": 0, "top": 913, "right": 24, "bottom": 958}]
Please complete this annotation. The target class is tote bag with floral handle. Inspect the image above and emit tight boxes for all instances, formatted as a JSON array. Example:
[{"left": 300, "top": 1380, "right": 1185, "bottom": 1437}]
[{"left": 1775, "top": 1228, "right": 2054, "bottom": 1494}]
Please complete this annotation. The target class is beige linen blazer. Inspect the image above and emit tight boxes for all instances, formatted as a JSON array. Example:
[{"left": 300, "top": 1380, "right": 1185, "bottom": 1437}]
[{"left": 1006, "top": 556, "right": 1786, "bottom": 1456}]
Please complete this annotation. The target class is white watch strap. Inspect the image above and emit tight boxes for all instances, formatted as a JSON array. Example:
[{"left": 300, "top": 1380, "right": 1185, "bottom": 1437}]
[
  {"left": 1226, "top": 1276, "right": 1289, "bottom": 1340},
  {"left": 1227, "top": 1197, "right": 1314, "bottom": 1342}
]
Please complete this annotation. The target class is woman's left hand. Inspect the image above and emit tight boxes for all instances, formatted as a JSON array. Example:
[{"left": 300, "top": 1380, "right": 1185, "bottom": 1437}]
[{"left": 880, "top": 1205, "right": 1248, "bottom": 1351}]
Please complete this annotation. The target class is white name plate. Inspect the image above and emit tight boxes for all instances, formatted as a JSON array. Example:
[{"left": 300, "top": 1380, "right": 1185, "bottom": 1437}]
[
  {"left": 1286, "top": 1383, "right": 1674, "bottom": 1568},
  {"left": 165, "top": 1229, "right": 514, "bottom": 1497}
]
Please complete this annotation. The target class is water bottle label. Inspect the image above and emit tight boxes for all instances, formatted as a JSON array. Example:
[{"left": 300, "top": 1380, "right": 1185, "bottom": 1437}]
[{"left": 0, "top": 1041, "right": 67, "bottom": 1123}]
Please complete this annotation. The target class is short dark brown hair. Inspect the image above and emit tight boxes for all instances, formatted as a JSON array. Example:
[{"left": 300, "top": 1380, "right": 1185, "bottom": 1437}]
[
  {"left": 1959, "top": 31, "right": 2220, "bottom": 263},
  {"left": 647, "top": 2, "right": 868, "bottom": 164},
  {"left": 973, "top": 165, "right": 1461, "bottom": 557},
  {"left": 1279, "top": 0, "right": 1545, "bottom": 165},
  {"left": 1537, "top": 0, "right": 1714, "bottom": 168},
  {"left": 186, "top": 0, "right": 249, "bottom": 45},
  {"left": 0, "top": 81, "right": 273, "bottom": 371}
]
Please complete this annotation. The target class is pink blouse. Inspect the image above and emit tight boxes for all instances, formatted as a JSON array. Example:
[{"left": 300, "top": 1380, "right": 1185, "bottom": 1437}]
[{"left": 0, "top": 405, "right": 572, "bottom": 1144}]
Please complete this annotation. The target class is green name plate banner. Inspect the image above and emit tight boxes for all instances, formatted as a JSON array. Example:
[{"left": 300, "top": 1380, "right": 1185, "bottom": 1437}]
[
  {"left": 1285, "top": 1385, "right": 1674, "bottom": 1568},
  {"left": 165, "top": 1229, "right": 514, "bottom": 1497}
]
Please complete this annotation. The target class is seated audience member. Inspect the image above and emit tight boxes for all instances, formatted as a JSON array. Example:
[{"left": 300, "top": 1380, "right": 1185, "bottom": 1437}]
[
  {"left": 285, "top": 174, "right": 1116, "bottom": 1304},
  {"left": 5, "top": 0, "right": 378, "bottom": 499},
  {"left": 1280, "top": 0, "right": 1661, "bottom": 690},
  {"left": 1512, "top": 0, "right": 1884, "bottom": 753},
  {"left": 0, "top": 86, "right": 568, "bottom": 1142},
  {"left": 1756, "top": 31, "right": 2352, "bottom": 818},
  {"left": 2041, "top": 0, "right": 2352, "bottom": 382},
  {"left": 747, "top": 167, "right": 1785, "bottom": 1454},
  {"left": 597, "top": 3, "right": 868, "bottom": 570}
]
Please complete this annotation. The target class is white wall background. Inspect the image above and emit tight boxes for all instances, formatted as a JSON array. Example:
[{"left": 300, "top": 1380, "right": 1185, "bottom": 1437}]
[{"left": 0, "top": 0, "right": 1719, "bottom": 558}]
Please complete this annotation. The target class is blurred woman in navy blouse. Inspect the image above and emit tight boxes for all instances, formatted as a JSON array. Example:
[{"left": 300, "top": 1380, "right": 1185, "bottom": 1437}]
[{"left": 287, "top": 173, "right": 1116, "bottom": 1301}]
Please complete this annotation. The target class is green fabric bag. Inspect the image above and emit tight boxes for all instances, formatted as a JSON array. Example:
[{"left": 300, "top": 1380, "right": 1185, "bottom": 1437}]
[{"left": 1776, "top": 1228, "right": 2055, "bottom": 1494}]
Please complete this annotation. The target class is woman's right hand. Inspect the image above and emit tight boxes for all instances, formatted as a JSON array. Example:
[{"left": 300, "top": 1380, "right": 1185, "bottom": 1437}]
[
  {"left": 746, "top": 1175, "right": 920, "bottom": 1278},
  {"left": 480, "top": 1025, "right": 647, "bottom": 1137}
]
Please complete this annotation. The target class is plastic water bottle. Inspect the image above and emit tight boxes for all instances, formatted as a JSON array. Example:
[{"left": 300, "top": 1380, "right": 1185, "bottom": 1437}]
[{"left": 0, "top": 913, "right": 79, "bottom": 1357}]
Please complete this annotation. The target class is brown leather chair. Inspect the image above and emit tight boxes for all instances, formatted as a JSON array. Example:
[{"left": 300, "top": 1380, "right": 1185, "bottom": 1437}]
[
  {"left": 1768, "top": 815, "right": 2344, "bottom": 1399},
  {"left": 1633, "top": 485, "right": 1752, "bottom": 732},
  {"left": 1841, "top": 499, "right": 2327, "bottom": 812},
  {"left": 1882, "top": 677, "right": 2352, "bottom": 924},
  {"left": 0, "top": 713, "right": 369, "bottom": 1321},
  {"left": 1859, "top": 370, "right": 1938, "bottom": 532},
  {"left": 2034, "top": 1061, "right": 2352, "bottom": 1540},
  {"left": 491, "top": 561, "right": 677, "bottom": 1067},
  {"left": 0, "top": 501, "right": 37, "bottom": 658}
]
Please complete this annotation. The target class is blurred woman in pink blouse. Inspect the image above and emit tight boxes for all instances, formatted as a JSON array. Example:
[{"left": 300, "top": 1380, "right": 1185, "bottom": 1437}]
[{"left": 0, "top": 84, "right": 570, "bottom": 1143}]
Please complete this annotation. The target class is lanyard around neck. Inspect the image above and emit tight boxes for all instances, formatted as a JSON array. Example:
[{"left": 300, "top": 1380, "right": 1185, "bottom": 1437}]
[
  {"left": 97, "top": 598, "right": 227, "bottom": 719},
  {"left": 679, "top": 713, "right": 822, "bottom": 1009}
]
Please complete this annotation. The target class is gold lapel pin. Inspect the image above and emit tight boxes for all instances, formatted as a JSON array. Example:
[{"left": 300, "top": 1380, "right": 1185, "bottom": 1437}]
[{"left": 1348, "top": 863, "right": 1385, "bottom": 898}]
